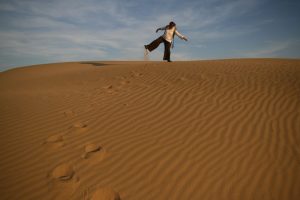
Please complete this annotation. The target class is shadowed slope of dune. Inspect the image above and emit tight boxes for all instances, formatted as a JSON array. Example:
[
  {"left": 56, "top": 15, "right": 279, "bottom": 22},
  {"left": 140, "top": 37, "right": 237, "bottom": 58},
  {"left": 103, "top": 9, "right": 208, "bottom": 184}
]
[{"left": 0, "top": 59, "right": 300, "bottom": 200}]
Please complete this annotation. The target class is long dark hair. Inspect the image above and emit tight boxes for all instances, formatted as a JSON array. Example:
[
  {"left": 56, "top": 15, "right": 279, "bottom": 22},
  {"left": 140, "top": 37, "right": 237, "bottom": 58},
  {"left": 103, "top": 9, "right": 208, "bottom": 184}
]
[{"left": 166, "top": 21, "right": 176, "bottom": 29}]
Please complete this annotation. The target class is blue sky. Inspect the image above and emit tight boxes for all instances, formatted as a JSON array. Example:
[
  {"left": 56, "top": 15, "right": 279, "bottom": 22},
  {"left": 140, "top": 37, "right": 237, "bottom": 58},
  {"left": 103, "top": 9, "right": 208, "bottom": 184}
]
[{"left": 0, "top": 0, "right": 300, "bottom": 70}]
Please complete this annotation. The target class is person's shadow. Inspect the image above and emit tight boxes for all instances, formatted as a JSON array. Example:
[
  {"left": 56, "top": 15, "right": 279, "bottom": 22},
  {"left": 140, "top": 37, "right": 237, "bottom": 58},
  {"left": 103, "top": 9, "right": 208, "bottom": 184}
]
[{"left": 80, "top": 62, "right": 107, "bottom": 67}]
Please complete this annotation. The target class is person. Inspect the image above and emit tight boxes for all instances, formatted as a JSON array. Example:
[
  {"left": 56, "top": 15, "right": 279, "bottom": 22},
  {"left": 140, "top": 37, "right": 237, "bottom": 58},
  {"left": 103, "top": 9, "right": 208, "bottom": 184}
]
[{"left": 144, "top": 21, "right": 188, "bottom": 62}]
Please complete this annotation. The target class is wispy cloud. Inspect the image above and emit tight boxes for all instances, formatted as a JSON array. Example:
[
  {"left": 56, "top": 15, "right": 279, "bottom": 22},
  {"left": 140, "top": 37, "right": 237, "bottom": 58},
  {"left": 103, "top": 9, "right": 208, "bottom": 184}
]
[
  {"left": 0, "top": 0, "right": 299, "bottom": 70},
  {"left": 240, "top": 40, "right": 300, "bottom": 57}
]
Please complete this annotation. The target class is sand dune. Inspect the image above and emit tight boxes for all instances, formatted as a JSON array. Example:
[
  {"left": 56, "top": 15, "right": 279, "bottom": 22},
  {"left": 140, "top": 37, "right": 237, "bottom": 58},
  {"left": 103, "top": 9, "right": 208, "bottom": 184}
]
[{"left": 0, "top": 59, "right": 299, "bottom": 199}]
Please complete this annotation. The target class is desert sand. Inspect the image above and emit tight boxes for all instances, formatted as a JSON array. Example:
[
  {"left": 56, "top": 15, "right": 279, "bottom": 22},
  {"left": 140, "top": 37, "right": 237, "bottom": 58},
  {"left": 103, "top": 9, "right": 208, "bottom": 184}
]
[{"left": 0, "top": 59, "right": 299, "bottom": 200}]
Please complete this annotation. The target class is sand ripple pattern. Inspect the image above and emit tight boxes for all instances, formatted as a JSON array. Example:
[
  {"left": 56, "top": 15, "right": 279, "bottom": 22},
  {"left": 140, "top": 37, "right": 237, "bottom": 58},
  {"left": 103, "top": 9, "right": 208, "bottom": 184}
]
[{"left": 0, "top": 59, "right": 300, "bottom": 200}]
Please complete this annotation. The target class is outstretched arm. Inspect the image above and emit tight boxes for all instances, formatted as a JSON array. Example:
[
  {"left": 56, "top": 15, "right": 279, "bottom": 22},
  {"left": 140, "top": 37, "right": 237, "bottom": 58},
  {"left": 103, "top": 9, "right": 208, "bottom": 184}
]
[
  {"left": 156, "top": 26, "right": 166, "bottom": 33},
  {"left": 175, "top": 30, "right": 188, "bottom": 41}
]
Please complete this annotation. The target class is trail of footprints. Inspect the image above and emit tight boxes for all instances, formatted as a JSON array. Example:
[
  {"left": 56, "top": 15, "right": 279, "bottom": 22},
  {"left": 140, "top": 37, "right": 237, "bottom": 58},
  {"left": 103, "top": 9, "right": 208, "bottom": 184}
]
[
  {"left": 101, "top": 70, "right": 143, "bottom": 94},
  {"left": 43, "top": 70, "right": 191, "bottom": 199},
  {"left": 44, "top": 109, "right": 121, "bottom": 200},
  {"left": 44, "top": 72, "right": 148, "bottom": 199}
]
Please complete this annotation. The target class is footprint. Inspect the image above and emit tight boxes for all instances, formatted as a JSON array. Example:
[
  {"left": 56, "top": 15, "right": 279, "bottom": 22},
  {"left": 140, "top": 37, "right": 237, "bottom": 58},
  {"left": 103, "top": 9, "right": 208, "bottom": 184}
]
[
  {"left": 102, "top": 85, "right": 117, "bottom": 94},
  {"left": 120, "top": 80, "right": 130, "bottom": 85},
  {"left": 81, "top": 143, "right": 107, "bottom": 164},
  {"left": 131, "top": 71, "right": 143, "bottom": 77},
  {"left": 81, "top": 143, "right": 101, "bottom": 159},
  {"left": 178, "top": 77, "right": 188, "bottom": 81},
  {"left": 71, "top": 122, "right": 88, "bottom": 133},
  {"left": 63, "top": 110, "right": 76, "bottom": 118},
  {"left": 48, "top": 163, "right": 80, "bottom": 199},
  {"left": 102, "top": 85, "right": 113, "bottom": 90},
  {"left": 46, "top": 134, "right": 63, "bottom": 143},
  {"left": 44, "top": 134, "right": 64, "bottom": 148},
  {"left": 90, "top": 187, "right": 121, "bottom": 200},
  {"left": 51, "top": 163, "right": 75, "bottom": 181},
  {"left": 73, "top": 122, "right": 87, "bottom": 128}
]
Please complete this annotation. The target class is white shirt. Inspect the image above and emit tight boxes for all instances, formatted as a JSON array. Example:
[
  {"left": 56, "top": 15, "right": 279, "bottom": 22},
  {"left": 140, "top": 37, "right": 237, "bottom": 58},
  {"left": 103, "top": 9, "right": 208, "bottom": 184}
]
[{"left": 158, "top": 26, "right": 185, "bottom": 43}]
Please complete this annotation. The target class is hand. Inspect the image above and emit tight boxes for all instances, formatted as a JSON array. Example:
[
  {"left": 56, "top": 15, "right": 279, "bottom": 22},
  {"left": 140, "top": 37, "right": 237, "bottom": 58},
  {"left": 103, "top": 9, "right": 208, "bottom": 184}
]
[{"left": 183, "top": 37, "right": 188, "bottom": 41}]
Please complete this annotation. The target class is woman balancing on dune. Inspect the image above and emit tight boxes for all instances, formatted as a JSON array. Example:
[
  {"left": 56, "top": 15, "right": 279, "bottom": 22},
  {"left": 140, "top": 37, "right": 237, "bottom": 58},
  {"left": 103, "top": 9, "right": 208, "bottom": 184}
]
[{"left": 144, "top": 21, "right": 188, "bottom": 62}]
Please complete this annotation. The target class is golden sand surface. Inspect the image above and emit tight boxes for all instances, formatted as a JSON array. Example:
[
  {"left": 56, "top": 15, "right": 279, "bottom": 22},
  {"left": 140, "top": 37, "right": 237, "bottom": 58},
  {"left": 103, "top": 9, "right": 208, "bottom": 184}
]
[{"left": 0, "top": 59, "right": 299, "bottom": 199}]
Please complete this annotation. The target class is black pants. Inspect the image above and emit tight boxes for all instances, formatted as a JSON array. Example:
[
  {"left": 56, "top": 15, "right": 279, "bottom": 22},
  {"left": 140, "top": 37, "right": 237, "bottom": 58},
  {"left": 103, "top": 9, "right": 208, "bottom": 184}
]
[{"left": 145, "top": 36, "right": 171, "bottom": 61}]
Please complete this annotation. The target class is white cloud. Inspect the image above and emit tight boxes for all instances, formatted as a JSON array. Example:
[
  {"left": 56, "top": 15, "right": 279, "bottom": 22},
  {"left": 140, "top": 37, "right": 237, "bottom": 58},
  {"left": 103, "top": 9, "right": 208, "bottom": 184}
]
[
  {"left": 0, "top": 0, "right": 280, "bottom": 69},
  {"left": 240, "top": 40, "right": 298, "bottom": 57}
]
